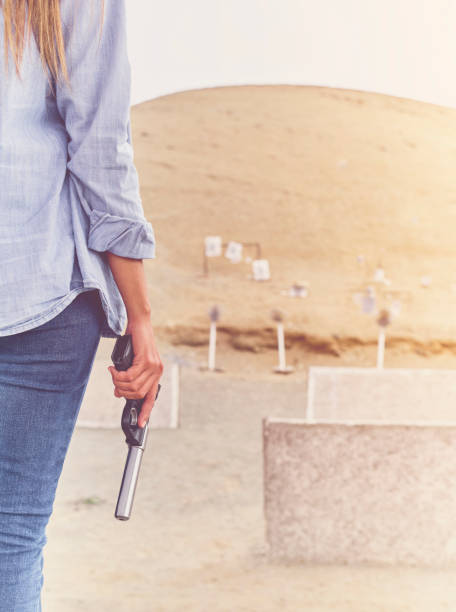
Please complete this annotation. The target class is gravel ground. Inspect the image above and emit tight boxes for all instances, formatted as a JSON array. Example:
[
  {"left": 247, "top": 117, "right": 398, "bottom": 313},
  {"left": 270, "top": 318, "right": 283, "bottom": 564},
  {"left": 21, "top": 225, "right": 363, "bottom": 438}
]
[{"left": 41, "top": 351, "right": 456, "bottom": 612}]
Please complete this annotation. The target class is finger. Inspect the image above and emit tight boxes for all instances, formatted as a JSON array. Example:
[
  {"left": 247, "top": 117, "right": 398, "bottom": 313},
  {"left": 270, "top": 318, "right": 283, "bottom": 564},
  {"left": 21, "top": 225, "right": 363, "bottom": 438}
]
[
  {"left": 113, "top": 385, "right": 145, "bottom": 400},
  {"left": 138, "top": 383, "right": 159, "bottom": 428},
  {"left": 111, "top": 366, "right": 154, "bottom": 390},
  {"left": 113, "top": 374, "right": 159, "bottom": 400},
  {"left": 113, "top": 382, "right": 151, "bottom": 400},
  {"left": 111, "top": 368, "right": 159, "bottom": 396},
  {"left": 111, "top": 366, "right": 162, "bottom": 392},
  {"left": 108, "top": 373, "right": 147, "bottom": 393},
  {"left": 108, "top": 363, "right": 148, "bottom": 383}
]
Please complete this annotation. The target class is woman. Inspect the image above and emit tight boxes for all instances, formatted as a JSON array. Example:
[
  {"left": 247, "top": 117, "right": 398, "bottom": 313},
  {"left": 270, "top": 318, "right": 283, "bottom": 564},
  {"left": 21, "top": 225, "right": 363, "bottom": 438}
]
[{"left": 0, "top": 0, "right": 163, "bottom": 609}]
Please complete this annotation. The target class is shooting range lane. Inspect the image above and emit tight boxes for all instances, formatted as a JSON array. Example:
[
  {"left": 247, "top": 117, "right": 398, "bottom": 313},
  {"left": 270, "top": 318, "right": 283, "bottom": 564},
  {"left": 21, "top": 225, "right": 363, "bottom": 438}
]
[{"left": 42, "top": 362, "right": 456, "bottom": 611}]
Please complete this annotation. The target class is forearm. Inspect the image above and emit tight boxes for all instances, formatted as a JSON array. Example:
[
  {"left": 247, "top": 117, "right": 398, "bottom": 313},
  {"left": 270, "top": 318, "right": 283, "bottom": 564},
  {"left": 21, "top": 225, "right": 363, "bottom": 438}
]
[
  {"left": 106, "top": 251, "right": 162, "bottom": 429},
  {"left": 106, "top": 252, "right": 152, "bottom": 322}
]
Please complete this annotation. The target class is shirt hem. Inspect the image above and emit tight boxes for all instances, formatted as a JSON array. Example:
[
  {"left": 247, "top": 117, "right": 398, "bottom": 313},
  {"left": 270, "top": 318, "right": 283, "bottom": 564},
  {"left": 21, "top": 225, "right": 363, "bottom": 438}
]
[{"left": 0, "top": 284, "right": 122, "bottom": 338}]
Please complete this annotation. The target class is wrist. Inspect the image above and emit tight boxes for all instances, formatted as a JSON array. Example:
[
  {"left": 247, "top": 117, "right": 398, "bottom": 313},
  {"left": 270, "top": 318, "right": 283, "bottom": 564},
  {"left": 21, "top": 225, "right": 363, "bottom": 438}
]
[{"left": 126, "top": 302, "right": 152, "bottom": 323}]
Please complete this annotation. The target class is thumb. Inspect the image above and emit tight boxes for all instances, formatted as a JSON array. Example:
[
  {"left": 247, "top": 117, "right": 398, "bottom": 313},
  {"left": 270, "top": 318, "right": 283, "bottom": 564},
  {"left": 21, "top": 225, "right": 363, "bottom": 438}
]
[{"left": 138, "top": 385, "right": 158, "bottom": 428}]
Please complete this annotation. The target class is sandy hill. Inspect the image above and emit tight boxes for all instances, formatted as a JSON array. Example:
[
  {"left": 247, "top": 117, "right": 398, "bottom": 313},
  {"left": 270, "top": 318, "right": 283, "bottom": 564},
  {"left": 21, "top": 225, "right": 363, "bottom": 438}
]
[{"left": 130, "top": 85, "right": 456, "bottom": 358}]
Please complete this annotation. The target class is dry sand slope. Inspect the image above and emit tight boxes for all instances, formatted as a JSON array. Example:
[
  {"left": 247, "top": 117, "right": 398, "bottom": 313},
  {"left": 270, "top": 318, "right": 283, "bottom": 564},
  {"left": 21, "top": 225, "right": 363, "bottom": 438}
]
[{"left": 131, "top": 85, "right": 456, "bottom": 362}]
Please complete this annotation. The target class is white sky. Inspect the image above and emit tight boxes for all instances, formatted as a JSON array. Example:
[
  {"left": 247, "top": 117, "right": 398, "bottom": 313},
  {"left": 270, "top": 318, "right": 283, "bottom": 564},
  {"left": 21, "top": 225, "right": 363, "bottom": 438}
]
[{"left": 127, "top": 0, "right": 456, "bottom": 109}]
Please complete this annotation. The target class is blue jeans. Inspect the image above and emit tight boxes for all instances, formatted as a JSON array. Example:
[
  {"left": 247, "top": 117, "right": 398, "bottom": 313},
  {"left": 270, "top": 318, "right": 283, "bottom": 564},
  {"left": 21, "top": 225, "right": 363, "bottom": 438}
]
[{"left": 0, "top": 289, "right": 107, "bottom": 611}]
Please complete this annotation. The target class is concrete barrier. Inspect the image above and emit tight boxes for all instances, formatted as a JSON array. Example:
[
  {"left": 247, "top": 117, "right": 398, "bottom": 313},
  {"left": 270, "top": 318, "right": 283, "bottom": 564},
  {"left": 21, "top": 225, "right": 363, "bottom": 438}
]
[
  {"left": 307, "top": 366, "right": 456, "bottom": 422},
  {"left": 77, "top": 357, "right": 179, "bottom": 429},
  {"left": 263, "top": 417, "right": 456, "bottom": 566}
]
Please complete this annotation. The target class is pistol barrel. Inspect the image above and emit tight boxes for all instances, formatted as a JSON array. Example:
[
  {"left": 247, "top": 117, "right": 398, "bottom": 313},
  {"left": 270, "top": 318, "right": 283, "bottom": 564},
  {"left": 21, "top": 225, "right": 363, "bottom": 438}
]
[{"left": 115, "top": 426, "right": 148, "bottom": 520}]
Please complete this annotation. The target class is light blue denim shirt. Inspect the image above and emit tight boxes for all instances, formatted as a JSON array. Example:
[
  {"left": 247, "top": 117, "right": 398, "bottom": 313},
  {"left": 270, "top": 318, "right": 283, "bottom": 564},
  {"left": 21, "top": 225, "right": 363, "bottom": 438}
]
[{"left": 0, "top": 0, "right": 156, "bottom": 338}]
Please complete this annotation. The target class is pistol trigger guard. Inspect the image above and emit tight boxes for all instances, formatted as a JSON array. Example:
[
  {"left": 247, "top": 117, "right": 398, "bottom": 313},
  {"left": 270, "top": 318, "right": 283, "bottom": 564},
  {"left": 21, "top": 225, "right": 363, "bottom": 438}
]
[{"left": 121, "top": 400, "right": 145, "bottom": 447}]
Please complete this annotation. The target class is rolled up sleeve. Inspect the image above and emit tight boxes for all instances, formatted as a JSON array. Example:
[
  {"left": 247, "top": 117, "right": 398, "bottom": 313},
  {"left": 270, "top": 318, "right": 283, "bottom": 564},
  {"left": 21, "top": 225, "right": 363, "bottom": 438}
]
[{"left": 56, "top": 0, "right": 156, "bottom": 260}]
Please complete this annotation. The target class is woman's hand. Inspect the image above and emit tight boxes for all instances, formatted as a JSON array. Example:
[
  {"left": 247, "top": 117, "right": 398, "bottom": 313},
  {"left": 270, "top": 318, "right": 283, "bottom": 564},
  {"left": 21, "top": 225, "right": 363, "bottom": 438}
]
[{"left": 108, "top": 317, "right": 163, "bottom": 428}]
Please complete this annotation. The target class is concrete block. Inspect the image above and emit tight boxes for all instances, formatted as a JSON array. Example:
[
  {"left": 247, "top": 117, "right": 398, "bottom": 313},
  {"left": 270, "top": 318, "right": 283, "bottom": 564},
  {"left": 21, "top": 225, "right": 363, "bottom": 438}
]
[
  {"left": 307, "top": 366, "right": 456, "bottom": 422},
  {"left": 77, "top": 358, "right": 179, "bottom": 429},
  {"left": 263, "top": 417, "right": 456, "bottom": 566}
]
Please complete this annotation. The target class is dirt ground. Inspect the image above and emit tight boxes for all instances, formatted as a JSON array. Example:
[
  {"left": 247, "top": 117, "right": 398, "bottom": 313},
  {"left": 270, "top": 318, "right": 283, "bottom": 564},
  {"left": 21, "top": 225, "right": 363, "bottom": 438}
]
[{"left": 41, "top": 338, "right": 456, "bottom": 612}]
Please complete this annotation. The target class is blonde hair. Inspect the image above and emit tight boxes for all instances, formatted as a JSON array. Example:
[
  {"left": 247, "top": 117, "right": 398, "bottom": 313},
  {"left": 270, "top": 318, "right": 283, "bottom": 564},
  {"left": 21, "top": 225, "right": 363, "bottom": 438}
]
[{"left": 1, "top": 0, "right": 104, "bottom": 95}]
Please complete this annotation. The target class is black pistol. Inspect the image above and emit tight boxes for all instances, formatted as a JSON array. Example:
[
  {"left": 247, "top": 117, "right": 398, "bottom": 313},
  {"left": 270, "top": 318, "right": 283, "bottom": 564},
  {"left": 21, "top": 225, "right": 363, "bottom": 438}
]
[{"left": 111, "top": 333, "right": 161, "bottom": 521}]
